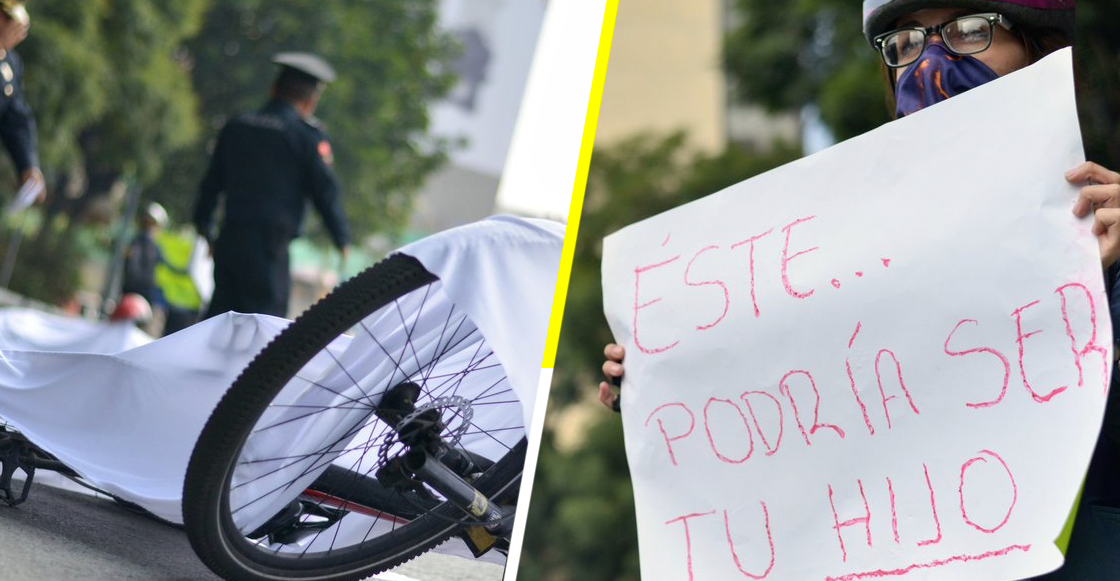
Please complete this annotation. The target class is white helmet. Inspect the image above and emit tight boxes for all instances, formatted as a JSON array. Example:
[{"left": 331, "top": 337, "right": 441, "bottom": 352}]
[{"left": 142, "top": 202, "right": 169, "bottom": 227}]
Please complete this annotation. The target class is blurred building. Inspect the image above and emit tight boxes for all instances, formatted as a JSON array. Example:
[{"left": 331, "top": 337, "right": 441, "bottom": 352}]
[
  {"left": 405, "top": 0, "right": 548, "bottom": 240},
  {"left": 595, "top": 0, "right": 799, "bottom": 155},
  {"left": 407, "top": 0, "right": 805, "bottom": 234},
  {"left": 294, "top": 0, "right": 601, "bottom": 313},
  {"left": 292, "top": 1, "right": 547, "bottom": 312}
]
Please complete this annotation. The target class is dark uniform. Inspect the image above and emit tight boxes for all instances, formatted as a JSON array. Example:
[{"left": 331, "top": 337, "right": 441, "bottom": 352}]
[
  {"left": 121, "top": 229, "right": 162, "bottom": 305},
  {"left": 193, "top": 54, "right": 348, "bottom": 319},
  {"left": 0, "top": 46, "right": 37, "bottom": 179}
]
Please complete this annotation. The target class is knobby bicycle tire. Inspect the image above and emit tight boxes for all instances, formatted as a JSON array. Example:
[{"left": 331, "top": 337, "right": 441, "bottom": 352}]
[{"left": 182, "top": 253, "right": 526, "bottom": 581}]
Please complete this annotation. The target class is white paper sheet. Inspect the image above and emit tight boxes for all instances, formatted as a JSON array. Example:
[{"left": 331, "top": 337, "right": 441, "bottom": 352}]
[
  {"left": 602, "top": 49, "right": 1108, "bottom": 581},
  {"left": 0, "top": 216, "right": 561, "bottom": 533}
]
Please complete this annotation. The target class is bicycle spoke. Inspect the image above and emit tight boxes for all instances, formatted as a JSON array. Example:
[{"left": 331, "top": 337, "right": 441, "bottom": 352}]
[{"left": 222, "top": 277, "right": 525, "bottom": 561}]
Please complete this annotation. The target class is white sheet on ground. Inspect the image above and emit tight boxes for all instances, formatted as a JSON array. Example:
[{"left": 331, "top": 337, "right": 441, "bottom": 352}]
[
  {"left": 0, "top": 308, "right": 152, "bottom": 353},
  {"left": 0, "top": 215, "right": 561, "bottom": 539}
]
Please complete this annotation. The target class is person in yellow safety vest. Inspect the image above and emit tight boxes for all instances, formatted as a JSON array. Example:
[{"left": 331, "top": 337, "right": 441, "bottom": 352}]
[{"left": 153, "top": 229, "right": 202, "bottom": 336}]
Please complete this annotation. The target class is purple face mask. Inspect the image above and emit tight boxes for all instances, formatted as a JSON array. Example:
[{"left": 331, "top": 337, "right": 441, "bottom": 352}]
[{"left": 894, "top": 42, "right": 999, "bottom": 117}]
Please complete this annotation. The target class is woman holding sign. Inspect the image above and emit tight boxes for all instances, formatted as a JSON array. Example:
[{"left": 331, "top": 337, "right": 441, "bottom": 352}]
[{"left": 600, "top": 0, "right": 1120, "bottom": 578}]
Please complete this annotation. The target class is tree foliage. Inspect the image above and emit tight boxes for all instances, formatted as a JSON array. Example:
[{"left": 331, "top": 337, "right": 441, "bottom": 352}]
[
  {"left": 551, "top": 133, "right": 800, "bottom": 409},
  {"left": 20, "top": 0, "right": 207, "bottom": 217},
  {"left": 518, "top": 134, "right": 799, "bottom": 580},
  {"left": 4, "top": 0, "right": 455, "bottom": 304},
  {"left": 150, "top": 0, "right": 457, "bottom": 240},
  {"left": 723, "top": 0, "right": 889, "bottom": 142},
  {"left": 521, "top": 420, "right": 639, "bottom": 581},
  {"left": 0, "top": 0, "right": 208, "bottom": 302}
]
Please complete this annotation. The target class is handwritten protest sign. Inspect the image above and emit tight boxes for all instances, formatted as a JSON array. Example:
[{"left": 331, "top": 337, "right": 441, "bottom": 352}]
[{"left": 601, "top": 49, "right": 1108, "bottom": 580}]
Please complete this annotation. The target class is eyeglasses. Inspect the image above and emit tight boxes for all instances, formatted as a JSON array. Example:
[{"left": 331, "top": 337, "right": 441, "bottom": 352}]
[{"left": 872, "top": 13, "right": 1011, "bottom": 68}]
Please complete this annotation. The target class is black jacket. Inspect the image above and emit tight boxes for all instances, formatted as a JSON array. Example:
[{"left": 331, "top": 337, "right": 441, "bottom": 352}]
[
  {"left": 193, "top": 98, "right": 348, "bottom": 249},
  {"left": 0, "top": 49, "right": 38, "bottom": 175}
]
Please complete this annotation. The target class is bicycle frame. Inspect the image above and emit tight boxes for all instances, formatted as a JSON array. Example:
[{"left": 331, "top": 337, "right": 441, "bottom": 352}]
[
  {"left": 242, "top": 380, "right": 516, "bottom": 554},
  {"left": 0, "top": 425, "right": 78, "bottom": 506}
]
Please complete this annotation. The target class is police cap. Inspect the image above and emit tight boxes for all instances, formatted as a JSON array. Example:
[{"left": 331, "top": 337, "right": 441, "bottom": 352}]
[
  {"left": 271, "top": 52, "right": 337, "bottom": 84},
  {"left": 0, "top": 1, "right": 28, "bottom": 26}
]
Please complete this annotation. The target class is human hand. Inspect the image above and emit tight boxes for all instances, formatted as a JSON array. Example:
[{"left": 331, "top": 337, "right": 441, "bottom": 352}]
[
  {"left": 1068, "top": 161, "right": 1120, "bottom": 269},
  {"left": 19, "top": 167, "right": 43, "bottom": 202},
  {"left": 598, "top": 343, "right": 625, "bottom": 412}
]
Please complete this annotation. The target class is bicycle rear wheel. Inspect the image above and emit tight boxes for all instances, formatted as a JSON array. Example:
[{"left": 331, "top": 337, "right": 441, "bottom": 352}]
[{"left": 183, "top": 253, "right": 526, "bottom": 581}]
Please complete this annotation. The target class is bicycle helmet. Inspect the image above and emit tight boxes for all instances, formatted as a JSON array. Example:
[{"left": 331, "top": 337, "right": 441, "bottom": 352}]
[
  {"left": 0, "top": 2, "right": 28, "bottom": 26},
  {"left": 863, "top": 0, "right": 1076, "bottom": 45},
  {"left": 142, "top": 202, "right": 168, "bottom": 228},
  {"left": 110, "top": 293, "right": 153, "bottom": 323}
]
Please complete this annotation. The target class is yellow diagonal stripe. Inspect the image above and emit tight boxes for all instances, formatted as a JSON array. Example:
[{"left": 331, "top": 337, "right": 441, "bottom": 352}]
[{"left": 541, "top": 0, "right": 618, "bottom": 368}]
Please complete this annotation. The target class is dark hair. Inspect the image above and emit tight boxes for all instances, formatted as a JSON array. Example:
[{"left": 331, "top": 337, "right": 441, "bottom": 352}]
[
  {"left": 880, "top": 25, "right": 1073, "bottom": 118},
  {"left": 1017, "top": 26, "right": 1071, "bottom": 64},
  {"left": 273, "top": 68, "right": 321, "bottom": 103}
]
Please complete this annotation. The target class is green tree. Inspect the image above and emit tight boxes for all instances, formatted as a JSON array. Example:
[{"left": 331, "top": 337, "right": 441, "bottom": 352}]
[
  {"left": 21, "top": 0, "right": 208, "bottom": 217},
  {"left": 0, "top": 0, "right": 209, "bottom": 303},
  {"left": 518, "top": 134, "right": 799, "bottom": 581},
  {"left": 550, "top": 133, "right": 799, "bottom": 408},
  {"left": 520, "top": 419, "right": 639, "bottom": 581},
  {"left": 723, "top": 0, "right": 888, "bottom": 142},
  {"left": 2, "top": 1, "right": 455, "bottom": 304}
]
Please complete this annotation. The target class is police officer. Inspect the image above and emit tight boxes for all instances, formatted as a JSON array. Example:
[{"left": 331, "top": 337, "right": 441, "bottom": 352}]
[
  {"left": 0, "top": 1, "right": 42, "bottom": 200},
  {"left": 194, "top": 52, "right": 349, "bottom": 319}
]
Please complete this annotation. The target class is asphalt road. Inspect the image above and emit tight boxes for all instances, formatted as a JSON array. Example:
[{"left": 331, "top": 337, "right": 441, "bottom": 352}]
[
  {"left": 0, "top": 475, "right": 504, "bottom": 581},
  {"left": 0, "top": 476, "right": 219, "bottom": 581}
]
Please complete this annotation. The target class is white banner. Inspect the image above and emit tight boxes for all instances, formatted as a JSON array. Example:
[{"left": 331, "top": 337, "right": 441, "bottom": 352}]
[{"left": 602, "top": 49, "right": 1109, "bottom": 580}]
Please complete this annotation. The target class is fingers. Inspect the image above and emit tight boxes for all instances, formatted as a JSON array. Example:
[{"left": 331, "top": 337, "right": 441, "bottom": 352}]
[
  {"left": 17, "top": 167, "right": 44, "bottom": 202},
  {"left": 602, "top": 343, "right": 625, "bottom": 381},
  {"left": 598, "top": 381, "right": 618, "bottom": 411},
  {"left": 600, "top": 343, "right": 626, "bottom": 411},
  {"left": 603, "top": 342, "right": 625, "bottom": 362},
  {"left": 1073, "top": 183, "right": 1120, "bottom": 218},
  {"left": 20, "top": 167, "right": 42, "bottom": 185},
  {"left": 1093, "top": 207, "right": 1120, "bottom": 269},
  {"left": 1067, "top": 162, "right": 1120, "bottom": 187},
  {"left": 1070, "top": 165, "right": 1120, "bottom": 267},
  {"left": 602, "top": 359, "right": 624, "bottom": 379}
]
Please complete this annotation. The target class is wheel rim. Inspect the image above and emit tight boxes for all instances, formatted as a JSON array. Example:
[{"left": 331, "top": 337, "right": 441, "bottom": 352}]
[{"left": 220, "top": 278, "right": 525, "bottom": 567}]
